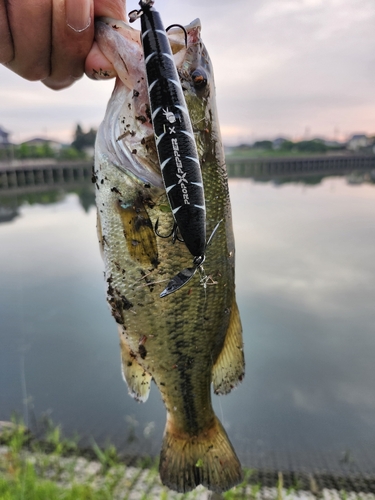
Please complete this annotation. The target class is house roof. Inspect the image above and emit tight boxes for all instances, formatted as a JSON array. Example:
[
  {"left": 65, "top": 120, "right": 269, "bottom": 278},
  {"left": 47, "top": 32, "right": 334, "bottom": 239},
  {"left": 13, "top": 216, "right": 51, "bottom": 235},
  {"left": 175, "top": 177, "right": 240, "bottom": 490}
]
[
  {"left": 0, "top": 125, "right": 10, "bottom": 136},
  {"left": 349, "top": 134, "right": 367, "bottom": 140}
]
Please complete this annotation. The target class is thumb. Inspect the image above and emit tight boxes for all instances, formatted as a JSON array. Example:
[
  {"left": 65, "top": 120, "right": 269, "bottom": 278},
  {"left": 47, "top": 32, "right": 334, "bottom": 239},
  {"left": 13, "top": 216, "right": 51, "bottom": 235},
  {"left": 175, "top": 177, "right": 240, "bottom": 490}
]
[
  {"left": 85, "top": 40, "right": 117, "bottom": 80},
  {"left": 85, "top": 0, "right": 127, "bottom": 80}
]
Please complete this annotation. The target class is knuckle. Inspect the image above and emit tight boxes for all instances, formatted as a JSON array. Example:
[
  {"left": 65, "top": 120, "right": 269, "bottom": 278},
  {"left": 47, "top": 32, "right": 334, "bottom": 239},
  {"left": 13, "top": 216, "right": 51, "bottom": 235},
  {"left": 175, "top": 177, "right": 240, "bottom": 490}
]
[
  {"left": 19, "top": 67, "right": 50, "bottom": 81},
  {"left": 5, "top": 59, "right": 50, "bottom": 81},
  {"left": 42, "top": 76, "right": 77, "bottom": 91},
  {"left": 0, "top": 46, "right": 14, "bottom": 65}
]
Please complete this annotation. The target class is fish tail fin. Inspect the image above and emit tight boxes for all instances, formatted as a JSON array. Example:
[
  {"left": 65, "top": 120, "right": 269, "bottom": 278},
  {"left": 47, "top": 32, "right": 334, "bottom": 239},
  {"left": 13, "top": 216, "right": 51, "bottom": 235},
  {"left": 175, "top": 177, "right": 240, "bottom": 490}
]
[{"left": 159, "top": 415, "right": 243, "bottom": 493}]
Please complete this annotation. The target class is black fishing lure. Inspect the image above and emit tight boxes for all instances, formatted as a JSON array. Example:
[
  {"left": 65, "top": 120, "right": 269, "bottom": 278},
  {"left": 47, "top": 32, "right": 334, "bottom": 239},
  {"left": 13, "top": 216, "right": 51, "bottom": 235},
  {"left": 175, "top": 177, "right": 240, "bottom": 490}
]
[{"left": 129, "top": 0, "right": 208, "bottom": 297}]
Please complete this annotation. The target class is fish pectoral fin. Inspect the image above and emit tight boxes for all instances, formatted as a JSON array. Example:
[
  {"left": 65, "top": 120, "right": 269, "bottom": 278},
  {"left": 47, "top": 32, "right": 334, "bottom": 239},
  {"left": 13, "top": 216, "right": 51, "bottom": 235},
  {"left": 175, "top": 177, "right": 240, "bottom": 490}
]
[
  {"left": 212, "top": 299, "right": 245, "bottom": 395},
  {"left": 117, "top": 196, "right": 159, "bottom": 268},
  {"left": 159, "top": 415, "right": 242, "bottom": 493},
  {"left": 118, "top": 327, "right": 152, "bottom": 403}
]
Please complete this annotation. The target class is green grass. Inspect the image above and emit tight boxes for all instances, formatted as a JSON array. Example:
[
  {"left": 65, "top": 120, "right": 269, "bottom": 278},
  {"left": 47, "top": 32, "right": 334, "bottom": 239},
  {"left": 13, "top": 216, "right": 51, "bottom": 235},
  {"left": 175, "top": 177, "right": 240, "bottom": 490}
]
[
  {"left": 0, "top": 464, "right": 112, "bottom": 500},
  {"left": 221, "top": 469, "right": 257, "bottom": 499},
  {"left": 0, "top": 421, "right": 109, "bottom": 499},
  {"left": 0, "top": 418, "right": 122, "bottom": 499},
  {"left": 3, "top": 418, "right": 368, "bottom": 500},
  {"left": 0, "top": 425, "right": 257, "bottom": 500}
]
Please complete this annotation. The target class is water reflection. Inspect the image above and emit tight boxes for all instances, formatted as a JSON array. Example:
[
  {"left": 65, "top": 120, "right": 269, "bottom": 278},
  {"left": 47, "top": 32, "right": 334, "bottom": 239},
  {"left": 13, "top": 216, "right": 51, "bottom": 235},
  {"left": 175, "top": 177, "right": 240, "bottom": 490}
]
[
  {"left": 229, "top": 176, "right": 375, "bottom": 470},
  {"left": 1, "top": 171, "right": 375, "bottom": 473},
  {"left": 0, "top": 186, "right": 95, "bottom": 220},
  {"left": 226, "top": 154, "right": 375, "bottom": 187}
]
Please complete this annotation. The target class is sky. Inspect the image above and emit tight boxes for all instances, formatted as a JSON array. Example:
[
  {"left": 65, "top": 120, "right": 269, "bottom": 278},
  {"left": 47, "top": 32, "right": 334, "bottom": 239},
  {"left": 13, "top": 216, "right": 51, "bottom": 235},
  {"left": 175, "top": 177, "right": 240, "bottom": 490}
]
[{"left": 1, "top": 0, "right": 375, "bottom": 145}]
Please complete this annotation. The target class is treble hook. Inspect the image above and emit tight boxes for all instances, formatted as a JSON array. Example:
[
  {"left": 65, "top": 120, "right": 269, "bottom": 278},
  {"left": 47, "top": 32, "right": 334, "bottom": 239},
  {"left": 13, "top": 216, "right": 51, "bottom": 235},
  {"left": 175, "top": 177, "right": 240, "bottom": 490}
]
[
  {"left": 174, "top": 228, "right": 184, "bottom": 243},
  {"left": 154, "top": 219, "right": 184, "bottom": 244},
  {"left": 160, "top": 220, "right": 222, "bottom": 298},
  {"left": 154, "top": 218, "right": 174, "bottom": 239},
  {"left": 166, "top": 24, "right": 188, "bottom": 48},
  {"left": 129, "top": 7, "right": 187, "bottom": 49}
]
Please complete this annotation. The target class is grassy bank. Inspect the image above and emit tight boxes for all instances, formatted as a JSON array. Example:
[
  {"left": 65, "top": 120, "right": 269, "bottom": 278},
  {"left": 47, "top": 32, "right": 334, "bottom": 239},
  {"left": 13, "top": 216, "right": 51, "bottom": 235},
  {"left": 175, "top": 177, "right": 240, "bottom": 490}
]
[
  {"left": 0, "top": 419, "right": 255, "bottom": 499},
  {"left": 0, "top": 420, "right": 373, "bottom": 499}
]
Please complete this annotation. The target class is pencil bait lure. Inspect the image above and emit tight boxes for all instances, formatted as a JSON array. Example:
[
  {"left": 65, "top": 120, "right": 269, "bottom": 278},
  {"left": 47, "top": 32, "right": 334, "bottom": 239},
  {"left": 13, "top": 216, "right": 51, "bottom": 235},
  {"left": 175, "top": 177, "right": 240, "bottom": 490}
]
[{"left": 129, "top": 0, "right": 207, "bottom": 297}]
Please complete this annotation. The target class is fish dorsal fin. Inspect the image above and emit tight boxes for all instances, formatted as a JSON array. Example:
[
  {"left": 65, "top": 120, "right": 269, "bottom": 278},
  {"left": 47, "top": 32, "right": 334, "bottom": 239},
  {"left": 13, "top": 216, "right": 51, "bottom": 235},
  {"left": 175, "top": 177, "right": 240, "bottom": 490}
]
[
  {"left": 212, "top": 299, "right": 245, "bottom": 395},
  {"left": 118, "top": 327, "right": 152, "bottom": 403}
]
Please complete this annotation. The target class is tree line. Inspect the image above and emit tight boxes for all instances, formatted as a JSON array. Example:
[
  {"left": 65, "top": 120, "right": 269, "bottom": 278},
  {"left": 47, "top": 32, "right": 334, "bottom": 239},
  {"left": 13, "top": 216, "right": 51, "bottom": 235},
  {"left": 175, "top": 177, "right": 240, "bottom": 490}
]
[{"left": 0, "top": 124, "right": 97, "bottom": 161}]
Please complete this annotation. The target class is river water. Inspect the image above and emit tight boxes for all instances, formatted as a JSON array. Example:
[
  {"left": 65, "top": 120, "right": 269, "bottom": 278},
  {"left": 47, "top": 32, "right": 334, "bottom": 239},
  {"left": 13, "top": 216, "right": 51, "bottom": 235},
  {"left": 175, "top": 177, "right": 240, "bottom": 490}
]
[{"left": 1, "top": 171, "right": 375, "bottom": 474}]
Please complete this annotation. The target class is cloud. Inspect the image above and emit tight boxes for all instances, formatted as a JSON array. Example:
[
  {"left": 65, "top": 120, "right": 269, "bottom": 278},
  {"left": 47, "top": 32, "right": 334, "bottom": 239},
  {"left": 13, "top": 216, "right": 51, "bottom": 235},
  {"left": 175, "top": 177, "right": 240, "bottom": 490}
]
[
  {"left": 1, "top": 0, "right": 375, "bottom": 143},
  {"left": 0, "top": 67, "right": 113, "bottom": 141}
]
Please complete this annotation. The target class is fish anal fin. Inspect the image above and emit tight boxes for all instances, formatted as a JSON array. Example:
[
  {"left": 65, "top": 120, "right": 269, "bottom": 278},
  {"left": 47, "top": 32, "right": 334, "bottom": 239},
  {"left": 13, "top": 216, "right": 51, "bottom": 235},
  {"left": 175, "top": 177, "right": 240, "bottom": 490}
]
[
  {"left": 118, "top": 327, "right": 151, "bottom": 403},
  {"left": 212, "top": 300, "right": 245, "bottom": 395},
  {"left": 159, "top": 415, "right": 242, "bottom": 493},
  {"left": 117, "top": 195, "right": 159, "bottom": 268}
]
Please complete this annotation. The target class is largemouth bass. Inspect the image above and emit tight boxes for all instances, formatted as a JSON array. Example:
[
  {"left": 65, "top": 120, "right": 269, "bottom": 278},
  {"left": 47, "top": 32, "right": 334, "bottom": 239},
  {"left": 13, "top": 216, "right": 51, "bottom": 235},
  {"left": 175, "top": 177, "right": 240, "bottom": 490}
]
[{"left": 94, "top": 11, "right": 245, "bottom": 494}]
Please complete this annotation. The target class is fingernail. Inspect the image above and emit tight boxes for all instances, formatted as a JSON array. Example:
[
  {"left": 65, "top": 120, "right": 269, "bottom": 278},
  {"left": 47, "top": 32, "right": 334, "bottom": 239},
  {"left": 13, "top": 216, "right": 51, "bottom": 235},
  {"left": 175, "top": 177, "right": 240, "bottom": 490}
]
[{"left": 66, "top": 0, "right": 91, "bottom": 32}]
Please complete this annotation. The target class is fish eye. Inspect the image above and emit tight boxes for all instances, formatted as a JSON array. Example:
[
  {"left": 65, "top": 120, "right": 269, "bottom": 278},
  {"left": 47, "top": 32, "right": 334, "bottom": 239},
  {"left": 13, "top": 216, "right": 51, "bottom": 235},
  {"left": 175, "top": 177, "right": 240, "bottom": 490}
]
[{"left": 191, "top": 69, "right": 207, "bottom": 89}]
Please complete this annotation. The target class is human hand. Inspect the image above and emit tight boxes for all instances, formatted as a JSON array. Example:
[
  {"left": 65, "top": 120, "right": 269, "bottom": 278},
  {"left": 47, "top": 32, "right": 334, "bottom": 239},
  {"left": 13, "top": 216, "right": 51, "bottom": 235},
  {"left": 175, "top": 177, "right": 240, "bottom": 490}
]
[
  {"left": 0, "top": 0, "right": 125, "bottom": 90},
  {"left": 84, "top": 0, "right": 127, "bottom": 81}
]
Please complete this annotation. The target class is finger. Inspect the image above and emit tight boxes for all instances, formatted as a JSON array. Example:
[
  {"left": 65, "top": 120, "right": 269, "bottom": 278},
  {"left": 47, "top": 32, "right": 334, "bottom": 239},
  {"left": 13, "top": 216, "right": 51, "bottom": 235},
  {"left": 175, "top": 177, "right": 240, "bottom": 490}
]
[
  {"left": 93, "top": 0, "right": 126, "bottom": 19},
  {"left": 5, "top": 0, "right": 52, "bottom": 80},
  {"left": 42, "top": 0, "right": 94, "bottom": 90},
  {"left": 0, "top": 0, "right": 13, "bottom": 64},
  {"left": 84, "top": 0, "right": 127, "bottom": 81},
  {"left": 85, "top": 41, "right": 116, "bottom": 80}
]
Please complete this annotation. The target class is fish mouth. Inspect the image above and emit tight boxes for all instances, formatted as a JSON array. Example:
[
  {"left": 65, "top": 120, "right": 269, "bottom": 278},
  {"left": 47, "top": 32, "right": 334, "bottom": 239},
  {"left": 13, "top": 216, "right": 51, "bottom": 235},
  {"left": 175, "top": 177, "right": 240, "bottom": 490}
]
[
  {"left": 95, "top": 19, "right": 161, "bottom": 186},
  {"left": 95, "top": 17, "right": 208, "bottom": 188}
]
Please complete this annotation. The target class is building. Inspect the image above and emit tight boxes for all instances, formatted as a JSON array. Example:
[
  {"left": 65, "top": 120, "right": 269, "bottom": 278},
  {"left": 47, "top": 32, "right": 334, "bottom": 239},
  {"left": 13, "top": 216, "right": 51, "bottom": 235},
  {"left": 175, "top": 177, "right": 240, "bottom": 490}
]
[
  {"left": 21, "top": 137, "right": 63, "bottom": 153},
  {"left": 0, "top": 126, "right": 11, "bottom": 147},
  {"left": 347, "top": 134, "right": 370, "bottom": 151}
]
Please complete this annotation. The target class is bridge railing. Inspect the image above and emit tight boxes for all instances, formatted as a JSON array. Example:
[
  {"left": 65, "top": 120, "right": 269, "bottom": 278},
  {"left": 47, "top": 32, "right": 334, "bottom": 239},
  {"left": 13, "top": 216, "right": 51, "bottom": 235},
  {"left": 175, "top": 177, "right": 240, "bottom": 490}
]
[
  {"left": 225, "top": 154, "right": 375, "bottom": 178},
  {"left": 1, "top": 155, "right": 375, "bottom": 191},
  {"left": 0, "top": 161, "right": 93, "bottom": 191}
]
